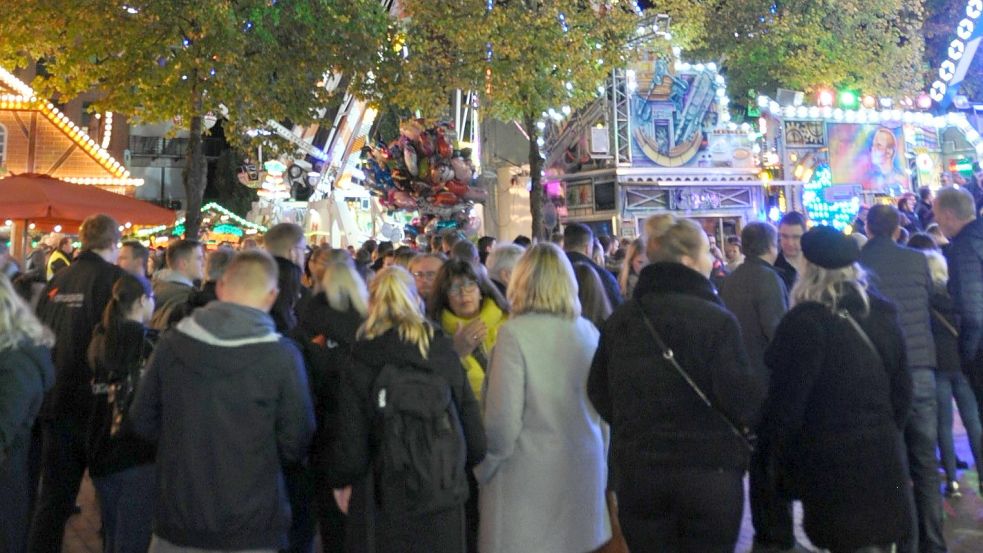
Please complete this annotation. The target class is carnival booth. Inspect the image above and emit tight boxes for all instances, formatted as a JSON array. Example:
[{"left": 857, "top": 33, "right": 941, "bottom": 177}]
[
  {"left": 756, "top": 95, "right": 983, "bottom": 230},
  {"left": 133, "top": 201, "right": 266, "bottom": 248},
  {"left": 546, "top": 47, "right": 768, "bottom": 242}
]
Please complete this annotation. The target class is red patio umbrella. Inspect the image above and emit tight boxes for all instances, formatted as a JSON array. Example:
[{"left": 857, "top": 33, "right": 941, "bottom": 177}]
[
  {"left": 1, "top": 173, "right": 176, "bottom": 262},
  {"left": 0, "top": 172, "right": 175, "bottom": 228}
]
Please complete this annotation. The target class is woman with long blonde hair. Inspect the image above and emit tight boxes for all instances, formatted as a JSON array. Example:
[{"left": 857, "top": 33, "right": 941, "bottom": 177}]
[
  {"left": 477, "top": 243, "right": 611, "bottom": 552},
  {"left": 764, "top": 226, "right": 911, "bottom": 552},
  {"left": 0, "top": 275, "right": 55, "bottom": 552},
  {"left": 330, "top": 267, "right": 486, "bottom": 553}
]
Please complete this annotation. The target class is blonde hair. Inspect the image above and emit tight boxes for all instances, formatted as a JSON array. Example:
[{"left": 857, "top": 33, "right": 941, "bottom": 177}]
[
  {"left": 358, "top": 266, "right": 433, "bottom": 358},
  {"left": 644, "top": 214, "right": 676, "bottom": 260},
  {"left": 791, "top": 261, "right": 870, "bottom": 315},
  {"left": 619, "top": 238, "right": 645, "bottom": 293},
  {"left": 322, "top": 261, "right": 369, "bottom": 317},
  {"left": 648, "top": 217, "right": 705, "bottom": 264},
  {"left": 0, "top": 275, "right": 55, "bottom": 351},
  {"left": 924, "top": 251, "right": 949, "bottom": 287},
  {"left": 508, "top": 243, "right": 581, "bottom": 319}
]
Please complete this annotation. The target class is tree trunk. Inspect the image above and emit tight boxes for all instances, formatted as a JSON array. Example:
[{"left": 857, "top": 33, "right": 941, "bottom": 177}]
[
  {"left": 184, "top": 94, "right": 206, "bottom": 240},
  {"left": 525, "top": 113, "right": 545, "bottom": 241}
]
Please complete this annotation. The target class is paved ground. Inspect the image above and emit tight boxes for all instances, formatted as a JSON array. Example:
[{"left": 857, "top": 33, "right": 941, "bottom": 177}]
[{"left": 62, "top": 416, "right": 983, "bottom": 553}]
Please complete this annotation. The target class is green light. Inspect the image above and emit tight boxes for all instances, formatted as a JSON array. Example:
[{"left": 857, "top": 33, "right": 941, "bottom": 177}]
[{"left": 839, "top": 90, "right": 858, "bottom": 108}]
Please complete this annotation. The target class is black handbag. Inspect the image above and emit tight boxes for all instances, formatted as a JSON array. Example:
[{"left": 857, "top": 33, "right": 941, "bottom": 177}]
[{"left": 634, "top": 300, "right": 755, "bottom": 452}]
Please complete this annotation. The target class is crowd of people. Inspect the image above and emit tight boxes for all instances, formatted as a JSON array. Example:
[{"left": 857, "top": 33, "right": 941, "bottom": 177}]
[{"left": 2, "top": 183, "right": 983, "bottom": 553}]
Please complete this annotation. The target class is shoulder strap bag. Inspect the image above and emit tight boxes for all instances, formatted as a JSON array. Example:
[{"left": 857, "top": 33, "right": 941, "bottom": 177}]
[
  {"left": 931, "top": 308, "right": 959, "bottom": 338},
  {"left": 836, "top": 309, "right": 884, "bottom": 366},
  {"left": 634, "top": 300, "right": 755, "bottom": 452}
]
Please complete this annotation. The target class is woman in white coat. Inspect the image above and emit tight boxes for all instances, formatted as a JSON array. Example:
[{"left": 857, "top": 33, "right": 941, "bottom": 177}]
[{"left": 475, "top": 243, "right": 611, "bottom": 553}]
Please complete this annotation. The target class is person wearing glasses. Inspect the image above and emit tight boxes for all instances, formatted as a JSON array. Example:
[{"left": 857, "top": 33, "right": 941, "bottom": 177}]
[
  {"left": 428, "top": 259, "right": 509, "bottom": 401},
  {"left": 428, "top": 259, "right": 508, "bottom": 553},
  {"left": 408, "top": 253, "right": 445, "bottom": 313}
]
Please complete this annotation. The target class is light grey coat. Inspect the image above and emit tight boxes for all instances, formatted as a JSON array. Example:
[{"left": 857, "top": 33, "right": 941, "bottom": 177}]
[{"left": 475, "top": 314, "right": 610, "bottom": 553}]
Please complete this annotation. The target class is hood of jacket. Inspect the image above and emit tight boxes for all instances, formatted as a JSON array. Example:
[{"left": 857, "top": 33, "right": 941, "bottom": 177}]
[
  {"left": 176, "top": 301, "right": 280, "bottom": 348},
  {"left": 634, "top": 262, "right": 722, "bottom": 305}
]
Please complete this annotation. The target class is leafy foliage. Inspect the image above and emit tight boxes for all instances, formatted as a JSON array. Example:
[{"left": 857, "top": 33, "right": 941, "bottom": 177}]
[
  {"left": 0, "top": 0, "right": 389, "bottom": 237},
  {"left": 357, "top": 0, "right": 640, "bottom": 239},
  {"left": 682, "top": 0, "right": 926, "bottom": 100}
]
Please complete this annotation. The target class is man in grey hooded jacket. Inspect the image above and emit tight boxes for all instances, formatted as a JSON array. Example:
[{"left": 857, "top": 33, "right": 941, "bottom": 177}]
[{"left": 131, "top": 250, "right": 315, "bottom": 552}]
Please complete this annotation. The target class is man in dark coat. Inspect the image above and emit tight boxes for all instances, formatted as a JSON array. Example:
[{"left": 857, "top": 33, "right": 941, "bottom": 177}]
[
  {"left": 916, "top": 187, "right": 935, "bottom": 230},
  {"left": 30, "top": 214, "right": 127, "bottom": 553},
  {"left": 858, "top": 205, "right": 945, "bottom": 553},
  {"left": 563, "top": 223, "right": 622, "bottom": 307},
  {"left": 774, "top": 212, "right": 807, "bottom": 292},
  {"left": 150, "top": 240, "right": 204, "bottom": 330},
  {"left": 936, "top": 187, "right": 983, "bottom": 425},
  {"left": 130, "top": 250, "right": 315, "bottom": 552},
  {"left": 265, "top": 223, "right": 306, "bottom": 333},
  {"left": 719, "top": 222, "right": 795, "bottom": 552}
]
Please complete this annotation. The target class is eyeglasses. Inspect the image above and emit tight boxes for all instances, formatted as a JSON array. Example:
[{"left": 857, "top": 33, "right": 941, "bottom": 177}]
[
  {"left": 412, "top": 270, "right": 438, "bottom": 281},
  {"left": 448, "top": 280, "right": 479, "bottom": 296}
]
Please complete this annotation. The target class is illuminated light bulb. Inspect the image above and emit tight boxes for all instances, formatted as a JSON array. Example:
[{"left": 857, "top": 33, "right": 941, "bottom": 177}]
[
  {"left": 970, "top": 0, "right": 983, "bottom": 18},
  {"left": 950, "top": 39, "right": 966, "bottom": 60},
  {"left": 940, "top": 59, "right": 957, "bottom": 81},
  {"left": 958, "top": 19, "right": 975, "bottom": 40}
]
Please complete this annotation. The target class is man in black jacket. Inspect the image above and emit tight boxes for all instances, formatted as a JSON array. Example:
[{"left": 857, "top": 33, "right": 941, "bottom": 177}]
[
  {"left": 936, "top": 188, "right": 983, "bottom": 424},
  {"left": 859, "top": 205, "right": 944, "bottom": 553},
  {"left": 719, "top": 222, "right": 795, "bottom": 553},
  {"left": 564, "top": 223, "right": 622, "bottom": 306},
  {"left": 130, "top": 250, "right": 315, "bottom": 552},
  {"left": 774, "top": 212, "right": 807, "bottom": 292},
  {"left": 265, "top": 223, "right": 306, "bottom": 333},
  {"left": 29, "top": 214, "right": 126, "bottom": 553}
]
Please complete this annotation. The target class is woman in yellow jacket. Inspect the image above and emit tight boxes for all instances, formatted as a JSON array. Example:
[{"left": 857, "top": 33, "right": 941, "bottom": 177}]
[{"left": 428, "top": 259, "right": 509, "bottom": 400}]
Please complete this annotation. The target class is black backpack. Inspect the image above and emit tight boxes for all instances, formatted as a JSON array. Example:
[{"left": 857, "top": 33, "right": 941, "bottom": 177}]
[{"left": 370, "top": 363, "right": 468, "bottom": 515}]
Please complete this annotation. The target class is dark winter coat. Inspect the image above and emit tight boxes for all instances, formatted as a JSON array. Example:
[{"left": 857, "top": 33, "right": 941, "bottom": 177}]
[
  {"left": 719, "top": 256, "right": 789, "bottom": 375},
  {"left": 566, "top": 251, "right": 623, "bottom": 307},
  {"left": 36, "top": 250, "right": 127, "bottom": 421},
  {"left": 944, "top": 218, "right": 983, "bottom": 370},
  {"left": 773, "top": 252, "right": 798, "bottom": 292},
  {"left": 763, "top": 293, "right": 912, "bottom": 551},
  {"left": 129, "top": 301, "right": 315, "bottom": 550},
  {"left": 289, "top": 293, "right": 363, "bottom": 496},
  {"left": 916, "top": 200, "right": 935, "bottom": 229},
  {"left": 0, "top": 343, "right": 54, "bottom": 465},
  {"left": 271, "top": 256, "right": 303, "bottom": 333},
  {"left": 86, "top": 322, "right": 158, "bottom": 478},
  {"left": 588, "top": 262, "right": 765, "bottom": 475},
  {"left": 331, "top": 329, "right": 486, "bottom": 553},
  {"left": 0, "top": 343, "right": 53, "bottom": 553},
  {"left": 859, "top": 237, "right": 936, "bottom": 368},
  {"left": 928, "top": 287, "right": 961, "bottom": 374}
]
